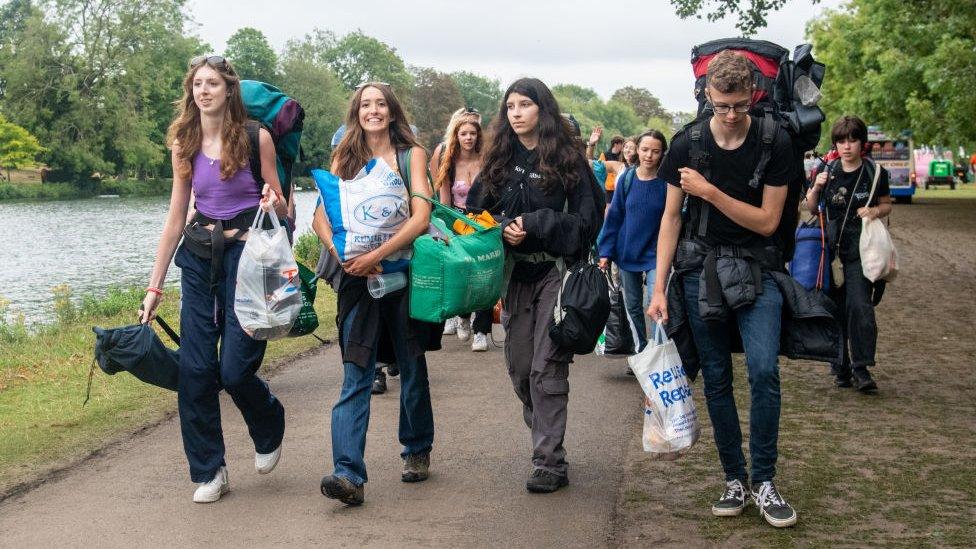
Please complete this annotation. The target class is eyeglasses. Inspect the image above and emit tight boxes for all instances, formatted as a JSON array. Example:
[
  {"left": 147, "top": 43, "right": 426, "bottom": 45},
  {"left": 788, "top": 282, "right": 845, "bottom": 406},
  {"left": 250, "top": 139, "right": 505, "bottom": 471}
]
[
  {"left": 465, "top": 107, "right": 479, "bottom": 114},
  {"left": 711, "top": 102, "right": 752, "bottom": 115},
  {"left": 189, "top": 55, "right": 227, "bottom": 69}
]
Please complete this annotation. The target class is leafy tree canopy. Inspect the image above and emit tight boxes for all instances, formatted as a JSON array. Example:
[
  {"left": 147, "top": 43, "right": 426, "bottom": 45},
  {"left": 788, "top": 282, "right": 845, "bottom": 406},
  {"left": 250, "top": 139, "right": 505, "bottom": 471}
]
[{"left": 224, "top": 27, "right": 278, "bottom": 83}]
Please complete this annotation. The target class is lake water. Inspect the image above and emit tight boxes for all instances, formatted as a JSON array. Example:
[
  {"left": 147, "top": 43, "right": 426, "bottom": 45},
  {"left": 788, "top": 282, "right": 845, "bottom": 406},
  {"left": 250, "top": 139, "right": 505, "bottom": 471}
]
[{"left": 0, "top": 191, "right": 322, "bottom": 324}]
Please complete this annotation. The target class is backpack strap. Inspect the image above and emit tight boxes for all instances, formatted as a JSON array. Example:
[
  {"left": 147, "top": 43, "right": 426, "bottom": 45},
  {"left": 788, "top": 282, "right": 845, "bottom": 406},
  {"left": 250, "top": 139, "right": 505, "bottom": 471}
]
[
  {"left": 246, "top": 120, "right": 264, "bottom": 191},
  {"left": 748, "top": 113, "right": 778, "bottom": 189},
  {"left": 396, "top": 147, "right": 412, "bottom": 188},
  {"left": 621, "top": 167, "right": 637, "bottom": 200},
  {"left": 687, "top": 120, "right": 711, "bottom": 239}
]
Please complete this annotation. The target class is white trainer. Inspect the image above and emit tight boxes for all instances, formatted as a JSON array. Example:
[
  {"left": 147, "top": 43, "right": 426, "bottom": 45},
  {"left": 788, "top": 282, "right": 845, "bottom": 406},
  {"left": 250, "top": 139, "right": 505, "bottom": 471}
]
[
  {"left": 193, "top": 466, "right": 229, "bottom": 503},
  {"left": 456, "top": 317, "right": 472, "bottom": 342},
  {"left": 471, "top": 333, "right": 489, "bottom": 352},
  {"left": 442, "top": 317, "right": 457, "bottom": 335},
  {"left": 255, "top": 444, "right": 281, "bottom": 474}
]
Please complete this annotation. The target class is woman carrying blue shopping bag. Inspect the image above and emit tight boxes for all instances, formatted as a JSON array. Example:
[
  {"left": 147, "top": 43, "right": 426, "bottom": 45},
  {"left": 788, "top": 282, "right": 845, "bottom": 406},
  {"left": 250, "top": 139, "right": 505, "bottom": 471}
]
[{"left": 311, "top": 82, "right": 436, "bottom": 506}]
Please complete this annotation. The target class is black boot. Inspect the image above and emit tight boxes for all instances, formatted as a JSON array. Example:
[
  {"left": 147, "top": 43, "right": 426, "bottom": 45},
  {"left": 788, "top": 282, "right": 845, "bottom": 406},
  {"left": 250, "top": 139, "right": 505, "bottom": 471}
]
[
  {"left": 853, "top": 367, "right": 878, "bottom": 393},
  {"left": 526, "top": 469, "right": 569, "bottom": 493},
  {"left": 831, "top": 362, "right": 853, "bottom": 388}
]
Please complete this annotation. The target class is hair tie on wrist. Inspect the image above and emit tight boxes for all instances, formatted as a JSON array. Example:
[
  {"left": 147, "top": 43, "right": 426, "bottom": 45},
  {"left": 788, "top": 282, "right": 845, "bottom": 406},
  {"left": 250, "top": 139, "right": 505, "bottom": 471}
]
[{"left": 146, "top": 287, "right": 164, "bottom": 296}]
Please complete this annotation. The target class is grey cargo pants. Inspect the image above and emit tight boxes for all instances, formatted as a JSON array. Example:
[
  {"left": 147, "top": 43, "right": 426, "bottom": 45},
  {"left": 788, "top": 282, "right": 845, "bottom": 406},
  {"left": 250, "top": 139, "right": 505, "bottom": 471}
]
[{"left": 502, "top": 267, "right": 574, "bottom": 476}]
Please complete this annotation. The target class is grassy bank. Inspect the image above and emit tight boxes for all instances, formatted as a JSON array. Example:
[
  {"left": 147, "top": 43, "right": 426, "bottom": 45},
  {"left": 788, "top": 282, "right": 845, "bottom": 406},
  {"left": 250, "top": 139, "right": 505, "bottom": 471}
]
[
  {"left": 0, "top": 179, "right": 172, "bottom": 201},
  {"left": 0, "top": 280, "right": 336, "bottom": 496}
]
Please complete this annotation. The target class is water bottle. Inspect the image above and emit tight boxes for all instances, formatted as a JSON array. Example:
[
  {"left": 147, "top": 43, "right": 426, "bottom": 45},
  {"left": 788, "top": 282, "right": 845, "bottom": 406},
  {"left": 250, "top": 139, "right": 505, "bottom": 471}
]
[{"left": 367, "top": 272, "right": 407, "bottom": 298}]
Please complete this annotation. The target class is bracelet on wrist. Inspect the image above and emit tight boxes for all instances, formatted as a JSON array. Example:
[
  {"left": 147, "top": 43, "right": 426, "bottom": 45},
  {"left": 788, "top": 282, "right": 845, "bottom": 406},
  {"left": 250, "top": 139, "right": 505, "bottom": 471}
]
[{"left": 146, "top": 287, "right": 164, "bottom": 296}]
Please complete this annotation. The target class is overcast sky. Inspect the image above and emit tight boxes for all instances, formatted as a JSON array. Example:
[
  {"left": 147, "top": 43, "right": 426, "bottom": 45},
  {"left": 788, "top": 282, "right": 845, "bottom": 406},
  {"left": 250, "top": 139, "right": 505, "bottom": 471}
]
[{"left": 188, "top": 0, "right": 846, "bottom": 113}]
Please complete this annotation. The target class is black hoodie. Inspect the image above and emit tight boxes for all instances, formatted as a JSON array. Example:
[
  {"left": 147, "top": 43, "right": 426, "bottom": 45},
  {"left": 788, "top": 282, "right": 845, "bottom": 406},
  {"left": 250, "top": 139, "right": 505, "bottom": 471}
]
[{"left": 467, "top": 141, "right": 604, "bottom": 282}]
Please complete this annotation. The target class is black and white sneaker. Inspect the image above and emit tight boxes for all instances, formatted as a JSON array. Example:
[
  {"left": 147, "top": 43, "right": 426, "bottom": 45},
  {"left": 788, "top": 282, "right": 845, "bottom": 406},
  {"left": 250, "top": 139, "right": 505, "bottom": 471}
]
[
  {"left": 752, "top": 481, "right": 797, "bottom": 528},
  {"left": 711, "top": 479, "right": 748, "bottom": 516}
]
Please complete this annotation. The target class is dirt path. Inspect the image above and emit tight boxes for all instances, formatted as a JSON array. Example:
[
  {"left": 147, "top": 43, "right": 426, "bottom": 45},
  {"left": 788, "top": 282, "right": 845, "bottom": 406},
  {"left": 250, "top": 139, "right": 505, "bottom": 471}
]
[
  {"left": 0, "top": 333, "right": 642, "bottom": 547},
  {"left": 612, "top": 197, "right": 976, "bottom": 547}
]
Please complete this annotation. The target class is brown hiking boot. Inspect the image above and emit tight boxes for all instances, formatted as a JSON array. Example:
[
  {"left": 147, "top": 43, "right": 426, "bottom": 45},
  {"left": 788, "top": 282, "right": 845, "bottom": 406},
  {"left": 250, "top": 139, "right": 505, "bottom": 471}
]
[
  {"left": 401, "top": 452, "right": 430, "bottom": 483},
  {"left": 320, "top": 474, "right": 364, "bottom": 506}
]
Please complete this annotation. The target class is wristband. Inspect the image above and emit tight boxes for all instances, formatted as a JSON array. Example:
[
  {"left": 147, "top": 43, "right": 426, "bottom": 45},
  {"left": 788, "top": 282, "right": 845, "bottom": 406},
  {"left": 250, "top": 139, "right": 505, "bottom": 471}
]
[{"left": 146, "top": 287, "right": 164, "bottom": 296}]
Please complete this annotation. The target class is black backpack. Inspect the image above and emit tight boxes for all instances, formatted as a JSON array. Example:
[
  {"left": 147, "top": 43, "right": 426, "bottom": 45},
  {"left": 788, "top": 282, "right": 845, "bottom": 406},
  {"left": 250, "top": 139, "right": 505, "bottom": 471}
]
[
  {"left": 682, "top": 38, "right": 826, "bottom": 260},
  {"left": 548, "top": 260, "right": 611, "bottom": 355}
]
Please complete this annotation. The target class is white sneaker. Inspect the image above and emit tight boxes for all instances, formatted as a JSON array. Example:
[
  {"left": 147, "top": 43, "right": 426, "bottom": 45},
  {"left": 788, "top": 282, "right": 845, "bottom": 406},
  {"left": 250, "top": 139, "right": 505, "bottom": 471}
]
[
  {"left": 255, "top": 444, "right": 281, "bottom": 474},
  {"left": 456, "top": 317, "right": 472, "bottom": 342},
  {"left": 193, "top": 466, "right": 229, "bottom": 503},
  {"left": 471, "top": 333, "right": 489, "bottom": 352},
  {"left": 442, "top": 317, "right": 457, "bottom": 335}
]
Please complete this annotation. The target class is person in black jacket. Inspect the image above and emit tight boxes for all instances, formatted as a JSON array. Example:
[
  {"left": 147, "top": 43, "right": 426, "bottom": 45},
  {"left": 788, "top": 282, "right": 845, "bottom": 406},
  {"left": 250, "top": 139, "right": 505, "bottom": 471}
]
[
  {"left": 467, "top": 78, "right": 603, "bottom": 494},
  {"left": 647, "top": 51, "right": 798, "bottom": 528}
]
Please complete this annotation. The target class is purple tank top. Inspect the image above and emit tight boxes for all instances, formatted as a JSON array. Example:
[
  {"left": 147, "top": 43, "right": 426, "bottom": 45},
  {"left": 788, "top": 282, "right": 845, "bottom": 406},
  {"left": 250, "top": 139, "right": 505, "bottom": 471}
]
[{"left": 191, "top": 152, "right": 261, "bottom": 219}]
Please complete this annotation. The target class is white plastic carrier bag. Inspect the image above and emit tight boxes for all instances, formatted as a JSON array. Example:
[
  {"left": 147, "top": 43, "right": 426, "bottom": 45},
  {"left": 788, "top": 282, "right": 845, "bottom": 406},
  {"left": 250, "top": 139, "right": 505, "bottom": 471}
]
[
  {"left": 628, "top": 323, "right": 700, "bottom": 460},
  {"left": 234, "top": 209, "right": 302, "bottom": 340},
  {"left": 311, "top": 157, "right": 412, "bottom": 273}
]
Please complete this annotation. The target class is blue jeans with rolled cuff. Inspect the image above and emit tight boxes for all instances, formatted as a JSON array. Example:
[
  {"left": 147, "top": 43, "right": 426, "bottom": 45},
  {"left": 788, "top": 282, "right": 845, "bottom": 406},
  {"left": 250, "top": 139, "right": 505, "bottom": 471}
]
[
  {"left": 330, "top": 301, "right": 435, "bottom": 486},
  {"left": 682, "top": 270, "right": 782, "bottom": 485}
]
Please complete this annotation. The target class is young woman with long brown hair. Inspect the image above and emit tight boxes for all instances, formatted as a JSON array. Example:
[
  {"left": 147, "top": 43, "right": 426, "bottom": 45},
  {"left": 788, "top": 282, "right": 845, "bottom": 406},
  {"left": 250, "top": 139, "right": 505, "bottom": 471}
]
[
  {"left": 467, "top": 78, "right": 603, "bottom": 494},
  {"left": 312, "top": 82, "right": 436, "bottom": 506},
  {"left": 140, "top": 55, "right": 288, "bottom": 503},
  {"left": 435, "top": 107, "right": 492, "bottom": 351}
]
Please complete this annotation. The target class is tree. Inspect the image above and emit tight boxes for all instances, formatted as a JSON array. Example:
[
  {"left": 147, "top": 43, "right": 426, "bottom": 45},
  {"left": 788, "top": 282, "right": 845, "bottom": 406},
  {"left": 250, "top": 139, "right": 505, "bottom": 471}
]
[
  {"left": 408, "top": 67, "right": 464, "bottom": 149},
  {"left": 610, "top": 87, "right": 669, "bottom": 121},
  {"left": 224, "top": 27, "right": 278, "bottom": 83},
  {"left": 552, "top": 84, "right": 600, "bottom": 105},
  {"left": 323, "top": 30, "right": 412, "bottom": 96},
  {"left": 808, "top": 0, "right": 976, "bottom": 148},
  {"left": 671, "top": 0, "right": 821, "bottom": 36},
  {"left": 279, "top": 33, "right": 348, "bottom": 173},
  {"left": 449, "top": 71, "right": 502, "bottom": 124},
  {"left": 552, "top": 84, "right": 644, "bottom": 151},
  {"left": 0, "top": 114, "right": 46, "bottom": 181},
  {"left": 0, "top": 0, "right": 200, "bottom": 181}
]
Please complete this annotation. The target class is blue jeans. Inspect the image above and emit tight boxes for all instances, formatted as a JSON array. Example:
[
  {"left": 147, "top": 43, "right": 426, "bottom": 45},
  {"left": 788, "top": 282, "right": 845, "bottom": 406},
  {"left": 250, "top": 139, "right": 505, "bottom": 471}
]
[
  {"left": 175, "top": 242, "right": 286, "bottom": 483},
  {"left": 619, "top": 268, "right": 656, "bottom": 351},
  {"left": 331, "top": 302, "right": 434, "bottom": 486},
  {"left": 682, "top": 271, "right": 782, "bottom": 484}
]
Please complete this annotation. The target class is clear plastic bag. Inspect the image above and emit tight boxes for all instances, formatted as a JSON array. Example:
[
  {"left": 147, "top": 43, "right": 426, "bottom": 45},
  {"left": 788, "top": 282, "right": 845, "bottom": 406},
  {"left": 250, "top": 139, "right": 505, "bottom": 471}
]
[
  {"left": 234, "top": 210, "right": 302, "bottom": 340},
  {"left": 628, "top": 324, "right": 700, "bottom": 460}
]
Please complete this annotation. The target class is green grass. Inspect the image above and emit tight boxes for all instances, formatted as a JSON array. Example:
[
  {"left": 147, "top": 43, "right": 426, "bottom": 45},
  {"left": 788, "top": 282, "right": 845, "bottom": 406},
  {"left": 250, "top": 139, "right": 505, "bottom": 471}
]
[
  {"left": 624, "top": 356, "right": 975, "bottom": 547},
  {"left": 914, "top": 182, "right": 976, "bottom": 200},
  {"left": 0, "top": 280, "right": 336, "bottom": 495},
  {"left": 0, "top": 179, "right": 172, "bottom": 201}
]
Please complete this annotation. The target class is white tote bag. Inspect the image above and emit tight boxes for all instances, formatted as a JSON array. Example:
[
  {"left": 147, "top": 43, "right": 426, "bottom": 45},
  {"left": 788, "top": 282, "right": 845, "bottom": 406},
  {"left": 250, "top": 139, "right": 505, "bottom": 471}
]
[
  {"left": 234, "top": 210, "right": 303, "bottom": 340},
  {"left": 859, "top": 163, "right": 899, "bottom": 282},
  {"left": 628, "top": 324, "right": 700, "bottom": 460}
]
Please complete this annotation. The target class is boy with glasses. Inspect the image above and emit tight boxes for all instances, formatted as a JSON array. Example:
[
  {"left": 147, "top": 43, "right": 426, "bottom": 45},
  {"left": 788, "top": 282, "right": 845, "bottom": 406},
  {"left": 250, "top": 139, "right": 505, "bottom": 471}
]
[{"left": 647, "top": 50, "right": 798, "bottom": 528}]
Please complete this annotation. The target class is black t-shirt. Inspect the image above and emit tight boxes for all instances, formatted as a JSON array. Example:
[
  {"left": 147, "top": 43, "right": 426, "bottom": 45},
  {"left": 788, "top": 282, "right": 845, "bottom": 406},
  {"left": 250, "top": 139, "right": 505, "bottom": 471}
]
[
  {"left": 821, "top": 162, "right": 890, "bottom": 257},
  {"left": 658, "top": 116, "right": 793, "bottom": 247},
  {"left": 823, "top": 163, "right": 890, "bottom": 229}
]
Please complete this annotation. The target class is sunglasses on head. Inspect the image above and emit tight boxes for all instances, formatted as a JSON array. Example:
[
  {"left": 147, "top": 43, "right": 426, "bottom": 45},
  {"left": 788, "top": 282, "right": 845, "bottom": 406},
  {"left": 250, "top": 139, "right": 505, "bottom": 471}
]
[
  {"left": 189, "top": 55, "right": 227, "bottom": 69},
  {"left": 356, "top": 81, "right": 391, "bottom": 90}
]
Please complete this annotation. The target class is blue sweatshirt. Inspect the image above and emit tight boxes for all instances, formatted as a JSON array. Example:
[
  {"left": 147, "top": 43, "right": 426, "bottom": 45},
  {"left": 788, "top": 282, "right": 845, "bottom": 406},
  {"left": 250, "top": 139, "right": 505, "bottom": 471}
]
[{"left": 597, "top": 170, "right": 667, "bottom": 272}]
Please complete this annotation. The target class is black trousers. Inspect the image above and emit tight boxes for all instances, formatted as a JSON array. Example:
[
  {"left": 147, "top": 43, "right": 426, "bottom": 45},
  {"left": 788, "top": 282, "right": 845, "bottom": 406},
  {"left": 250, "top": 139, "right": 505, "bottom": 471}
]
[
  {"left": 830, "top": 259, "right": 878, "bottom": 372},
  {"left": 471, "top": 308, "right": 492, "bottom": 335}
]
